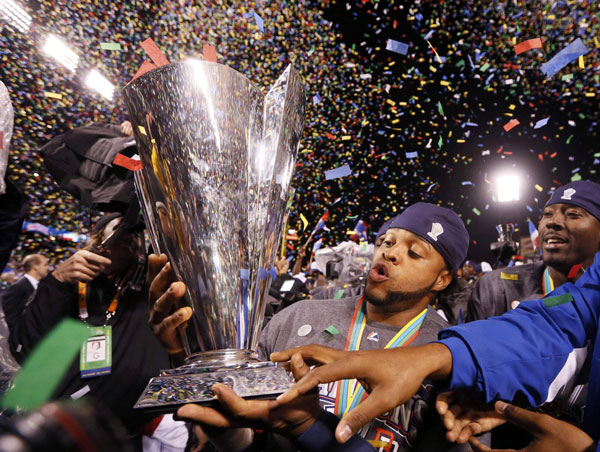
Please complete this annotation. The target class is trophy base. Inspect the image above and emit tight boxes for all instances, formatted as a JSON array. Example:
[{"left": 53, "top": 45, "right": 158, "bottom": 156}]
[{"left": 134, "top": 350, "right": 293, "bottom": 413}]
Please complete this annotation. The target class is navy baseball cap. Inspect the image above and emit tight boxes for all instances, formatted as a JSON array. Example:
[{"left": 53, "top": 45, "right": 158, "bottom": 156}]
[
  {"left": 377, "top": 202, "right": 469, "bottom": 271},
  {"left": 544, "top": 180, "right": 600, "bottom": 222}
]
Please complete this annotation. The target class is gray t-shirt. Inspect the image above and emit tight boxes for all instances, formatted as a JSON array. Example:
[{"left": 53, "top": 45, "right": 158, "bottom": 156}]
[{"left": 259, "top": 295, "right": 466, "bottom": 451}]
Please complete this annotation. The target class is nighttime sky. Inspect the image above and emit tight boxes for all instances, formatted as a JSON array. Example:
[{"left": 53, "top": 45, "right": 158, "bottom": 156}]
[{"left": 1, "top": 0, "right": 599, "bottom": 265}]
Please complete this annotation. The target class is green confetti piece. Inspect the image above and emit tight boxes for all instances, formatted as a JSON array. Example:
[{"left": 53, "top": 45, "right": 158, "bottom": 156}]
[
  {"left": 472, "top": 208, "right": 481, "bottom": 216},
  {"left": 561, "top": 73, "right": 574, "bottom": 81},
  {"left": 543, "top": 293, "right": 573, "bottom": 308},
  {"left": 566, "top": 134, "right": 574, "bottom": 144},
  {"left": 437, "top": 101, "right": 444, "bottom": 116},
  {"left": 100, "top": 42, "right": 121, "bottom": 51},
  {"left": 480, "top": 62, "right": 490, "bottom": 72},
  {"left": 571, "top": 173, "right": 582, "bottom": 182},
  {"left": 324, "top": 325, "right": 339, "bottom": 335},
  {"left": 334, "top": 289, "right": 345, "bottom": 299},
  {"left": 438, "top": 135, "right": 443, "bottom": 148},
  {"left": 2, "top": 319, "right": 90, "bottom": 411}
]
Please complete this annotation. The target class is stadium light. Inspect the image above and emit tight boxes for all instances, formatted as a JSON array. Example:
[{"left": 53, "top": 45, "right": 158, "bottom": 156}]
[
  {"left": 497, "top": 173, "right": 520, "bottom": 202},
  {"left": 0, "top": 0, "right": 31, "bottom": 33},
  {"left": 85, "top": 69, "right": 114, "bottom": 101},
  {"left": 41, "top": 34, "right": 79, "bottom": 72}
]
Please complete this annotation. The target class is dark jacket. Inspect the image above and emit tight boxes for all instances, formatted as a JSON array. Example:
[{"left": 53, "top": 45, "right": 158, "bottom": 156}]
[
  {"left": 1, "top": 276, "right": 34, "bottom": 336},
  {"left": 40, "top": 122, "right": 137, "bottom": 211},
  {"left": 466, "top": 261, "right": 545, "bottom": 322},
  {"left": 9, "top": 273, "right": 169, "bottom": 434}
]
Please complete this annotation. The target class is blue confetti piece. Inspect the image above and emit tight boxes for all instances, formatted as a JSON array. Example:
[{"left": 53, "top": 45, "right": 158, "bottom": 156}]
[
  {"left": 533, "top": 117, "right": 550, "bottom": 129},
  {"left": 386, "top": 39, "right": 409, "bottom": 55},
  {"left": 240, "top": 268, "right": 249, "bottom": 280},
  {"left": 461, "top": 181, "right": 473, "bottom": 186},
  {"left": 312, "top": 93, "right": 321, "bottom": 105},
  {"left": 254, "top": 12, "right": 264, "bottom": 32},
  {"left": 325, "top": 164, "right": 352, "bottom": 180},
  {"left": 541, "top": 38, "right": 589, "bottom": 77},
  {"left": 405, "top": 151, "right": 418, "bottom": 159}
]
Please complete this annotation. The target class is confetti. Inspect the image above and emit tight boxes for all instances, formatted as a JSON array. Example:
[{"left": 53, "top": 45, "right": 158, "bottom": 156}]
[
  {"left": 513, "top": 38, "right": 542, "bottom": 55},
  {"left": 533, "top": 117, "right": 550, "bottom": 129},
  {"left": 503, "top": 119, "right": 520, "bottom": 132},
  {"left": 540, "top": 38, "right": 589, "bottom": 77},
  {"left": 386, "top": 39, "right": 409, "bottom": 55},
  {"left": 100, "top": 42, "right": 121, "bottom": 51},
  {"left": 325, "top": 164, "right": 352, "bottom": 180}
]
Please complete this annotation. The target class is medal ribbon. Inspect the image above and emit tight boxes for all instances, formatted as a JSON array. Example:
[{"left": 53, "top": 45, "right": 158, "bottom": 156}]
[
  {"left": 334, "top": 297, "right": 428, "bottom": 417},
  {"left": 78, "top": 280, "right": 124, "bottom": 326},
  {"left": 542, "top": 268, "right": 554, "bottom": 296}
]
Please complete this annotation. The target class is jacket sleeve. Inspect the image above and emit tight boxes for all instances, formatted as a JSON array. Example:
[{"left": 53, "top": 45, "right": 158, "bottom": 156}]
[
  {"left": 439, "top": 251, "right": 600, "bottom": 407},
  {"left": 1, "top": 280, "right": 28, "bottom": 335},
  {"left": 9, "top": 274, "right": 76, "bottom": 364},
  {"left": 465, "top": 272, "right": 504, "bottom": 322}
]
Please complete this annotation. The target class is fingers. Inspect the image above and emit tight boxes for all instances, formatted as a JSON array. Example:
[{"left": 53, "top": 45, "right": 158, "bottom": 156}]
[
  {"left": 271, "top": 344, "right": 347, "bottom": 367},
  {"left": 468, "top": 437, "right": 494, "bottom": 452},
  {"left": 149, "top": 260, "right": 178, "bottom": 305},
  {"left": 150, "top": 281, "right": 187, "bottom": 325},
  {"left": 455, "top": 421, "right": 486, "bottom": 444},
  {"left": 176, "top": 403, "right": 233, "bottom": 428},
  {"left": 335, "top": 390, "right": 396, "bottom": 443},
  {"left": 276, "top": 354, "right": 360, "bottom": 405},
  {"left": 78, "top": 250, "right": 112, "bottom": 267},
  {"left": 155, "top": 306, "right": 193, "bottom": 335},
  {"left": 289, "top": 353, "right": 310, "bottom": 382},
  {"left": 494, "top": 401, "right": 546, "bottom": 435},
  {"left": 212, "top": 384, "right": 272, "bottom": 421},
  {"left": 147, "top": 253, "right": 168, "bottom": 285},
  {"left": 435, "top": 391, "right": 454, "bottom": 416}
]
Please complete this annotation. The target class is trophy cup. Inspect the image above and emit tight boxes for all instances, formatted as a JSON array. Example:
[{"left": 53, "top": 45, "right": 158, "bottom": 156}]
[{"left": 122, "top": 60, "right": 305, "bottom": 411}]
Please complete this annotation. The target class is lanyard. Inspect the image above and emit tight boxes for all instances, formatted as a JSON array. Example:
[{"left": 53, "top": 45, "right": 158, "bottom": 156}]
[
  {"left": 334, "top": 297, "right": 428, "bottom": 417},
  {"left": 542, "top": 264, "right": 584, "bottom": 296},
  {"left": 78, "top": 280, "right": 125, "bottom": 326}
]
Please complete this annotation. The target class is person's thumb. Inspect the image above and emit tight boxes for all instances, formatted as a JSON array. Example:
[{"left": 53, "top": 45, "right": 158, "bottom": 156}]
[
  {"left": 335, "top": 391, "right": 393, "bottom": 443},
  {"left": 290, "top": 353, "right": 310, "bottom": 381},
  {"left": 495, "top": 401, "right": 545, "bottom": 434}
]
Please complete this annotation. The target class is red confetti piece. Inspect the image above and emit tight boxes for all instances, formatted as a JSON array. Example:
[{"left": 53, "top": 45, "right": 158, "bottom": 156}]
[
  {"left": 141, "top": 38, "right": 169, "bottom": 66},
  {"left": 514, "top": 38, "right": 542, "bottom": 55},
  {"left": 113, "top": 153, "right": 142, "bottom": 171},
  {"left": 203, "top": 45, "right": 217, "bottom": 63},
  {"left": 130, "top": 60, "right": 157, "bottom": 82},
  {"left": 503, "top": 119, "right": 520, "bottom": 132}
]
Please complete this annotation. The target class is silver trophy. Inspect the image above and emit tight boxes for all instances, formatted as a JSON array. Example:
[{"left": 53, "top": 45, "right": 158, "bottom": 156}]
[{"left": 122, "top": 60, "right": 305, "bottom": 411}]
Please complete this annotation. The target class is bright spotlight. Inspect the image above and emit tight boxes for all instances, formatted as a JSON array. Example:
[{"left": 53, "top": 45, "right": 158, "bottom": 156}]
[
  {"left": 497, "top": 174, "right": 520, "bottom": 202},
  {"left": 41, "top": 34, "right": 79, "bottom": 72},
  {"left": 0, "top": 0, "right": 31, "bottom": 33},
  {"left": 85, "top": 69, "right": 114, "bottom": 101}
]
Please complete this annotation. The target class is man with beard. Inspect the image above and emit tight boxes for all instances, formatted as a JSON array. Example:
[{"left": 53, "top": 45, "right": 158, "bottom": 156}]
[
  {"left": 467, "top": 180, "right": 600, "bottom": 324},
  {"left": 149, "top": 202, "right": 473, "bottom": 451}
]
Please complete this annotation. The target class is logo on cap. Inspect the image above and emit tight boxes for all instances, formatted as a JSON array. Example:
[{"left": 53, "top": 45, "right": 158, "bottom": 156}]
[
  {"left": 427, "top": 223, "right": 444, "bottom": 241},
  {"left": 561, "top": 188, "right": 576, "bottom": 200}
]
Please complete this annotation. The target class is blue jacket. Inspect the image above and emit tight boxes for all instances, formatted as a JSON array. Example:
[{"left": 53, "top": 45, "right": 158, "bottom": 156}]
[{"left": 440, "top": 252, "right": 600, "bottom": 447}]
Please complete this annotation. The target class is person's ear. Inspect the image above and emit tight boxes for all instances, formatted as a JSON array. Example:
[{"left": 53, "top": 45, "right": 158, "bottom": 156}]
[{"left": 432, "top": 268, "right": 452, "bottom": 292}]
